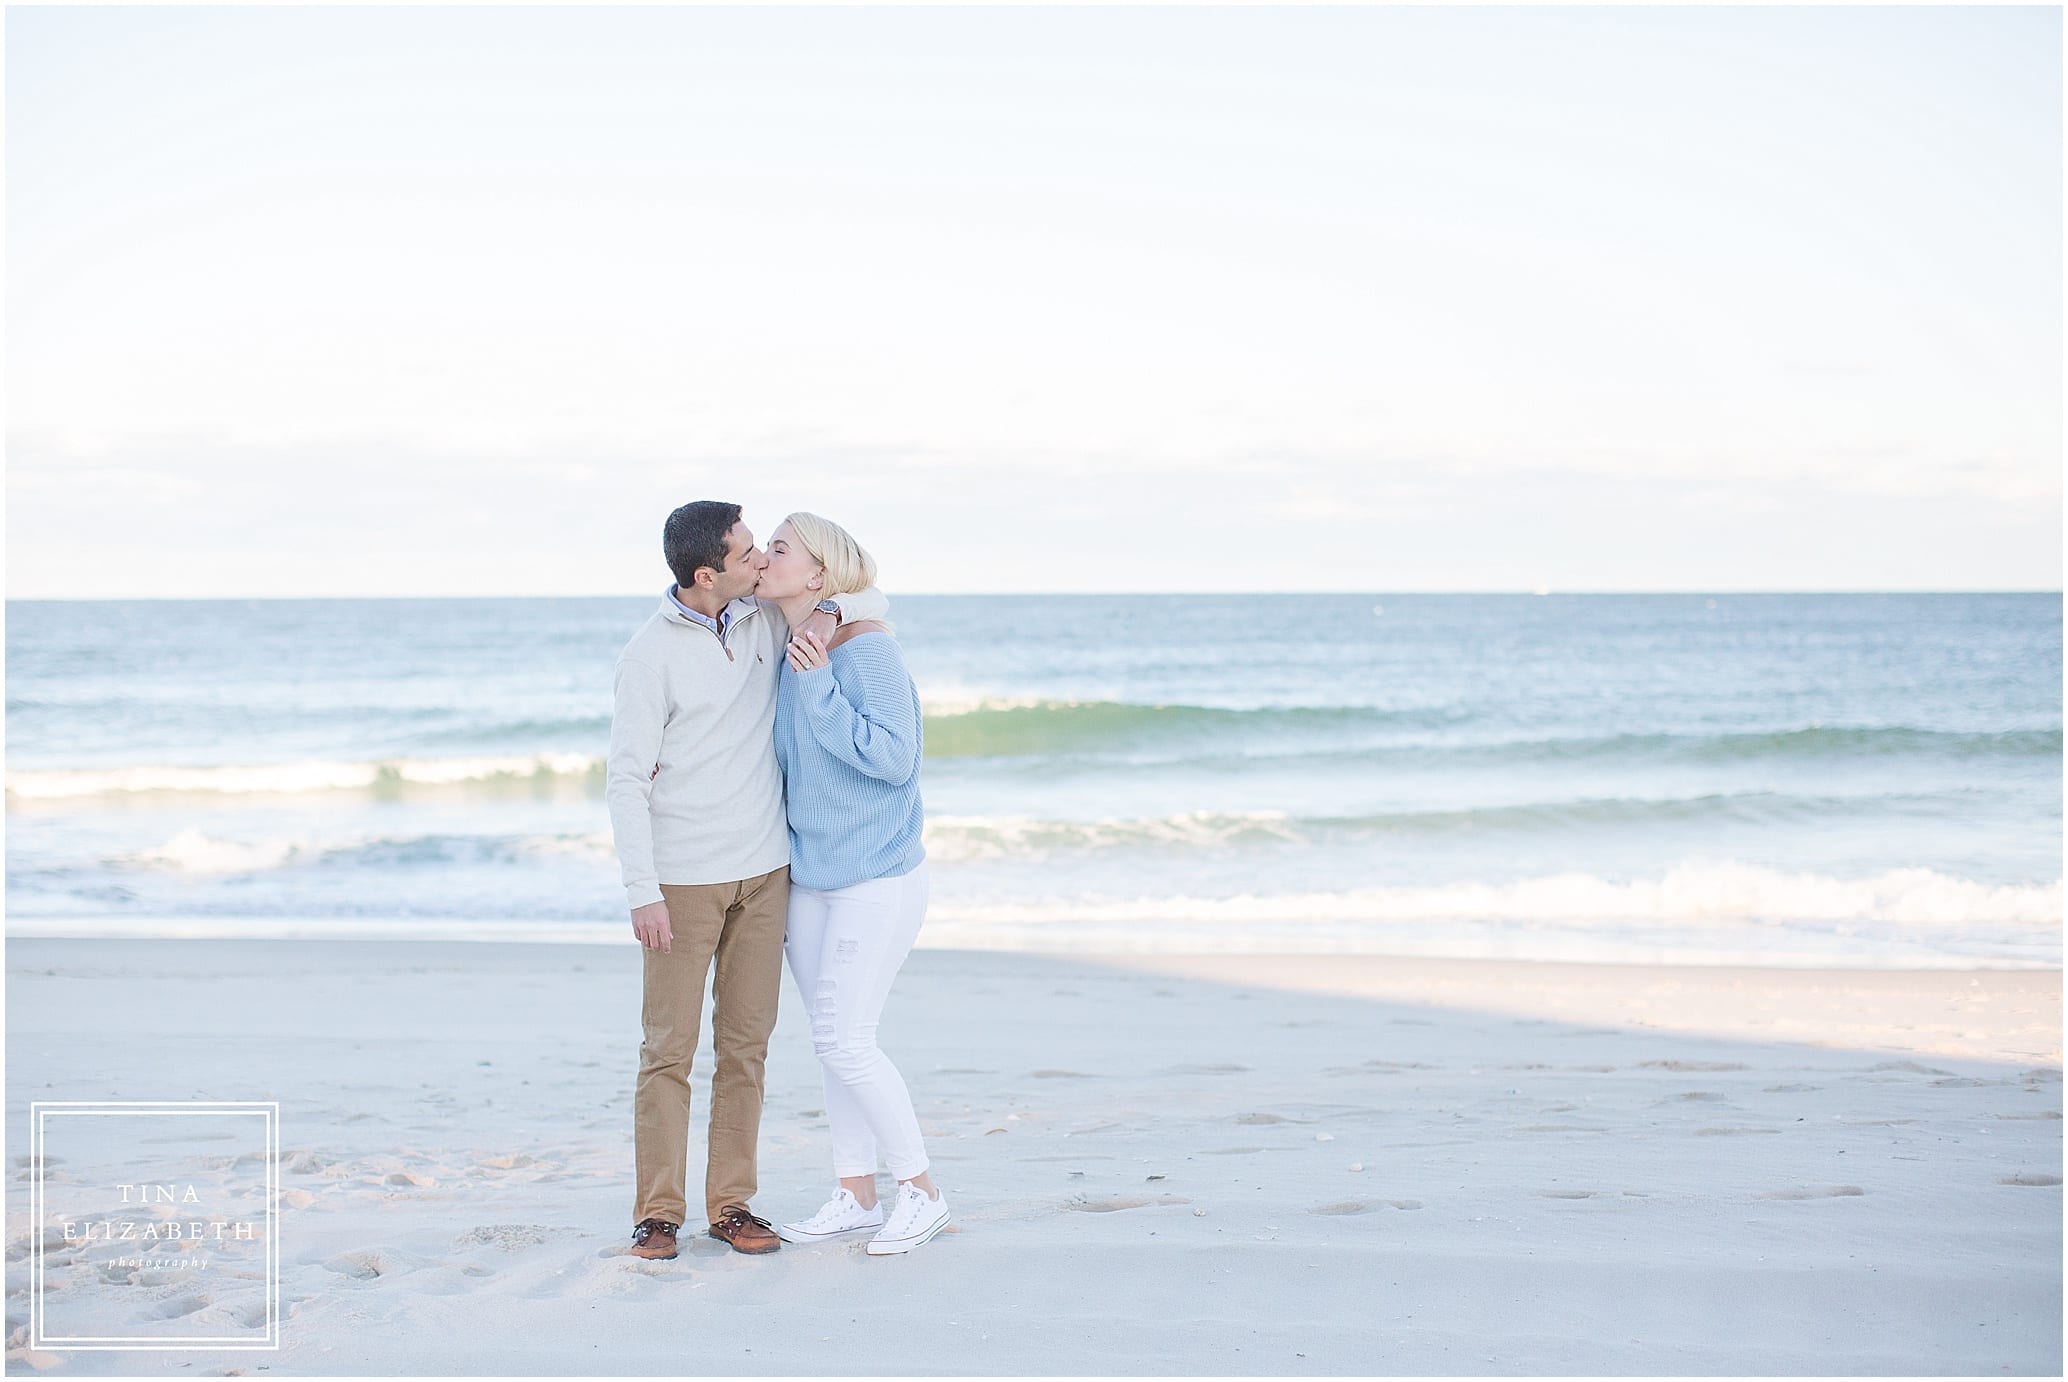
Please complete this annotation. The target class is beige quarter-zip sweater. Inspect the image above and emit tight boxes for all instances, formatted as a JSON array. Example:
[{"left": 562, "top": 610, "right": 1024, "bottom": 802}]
[{"left": 607, "top": 587, "right": 886, "bottom": 908}]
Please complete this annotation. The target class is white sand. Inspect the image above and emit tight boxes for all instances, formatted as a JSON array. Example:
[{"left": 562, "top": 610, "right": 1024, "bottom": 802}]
[{"left": 5, "top": 939, "right": 2061, "bottom": 1376}]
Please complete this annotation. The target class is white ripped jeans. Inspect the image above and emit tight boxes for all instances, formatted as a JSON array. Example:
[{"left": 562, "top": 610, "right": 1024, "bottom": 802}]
[{"left": 783, "top": 860, "right": 931, "bottom": 1181}]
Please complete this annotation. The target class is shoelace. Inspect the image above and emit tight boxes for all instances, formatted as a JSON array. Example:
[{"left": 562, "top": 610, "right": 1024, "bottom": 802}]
[
  {"left": 885, "top": 1188, "right": 933, "bottom": 1233},
  {"left": 808, "top": 1195, "right": 861, "bottom": 1228},
  {"left": 632, "top": 1218, "right": 677, "bottom": 1245},
  {"left": 717, "top": 1209, "right": 773, "bottom": 1232}
]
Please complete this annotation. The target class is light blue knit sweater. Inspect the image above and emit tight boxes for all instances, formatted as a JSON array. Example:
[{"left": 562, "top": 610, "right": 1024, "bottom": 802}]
[{"left": 773, "top": 632, "right": 926, "bottom": 890}]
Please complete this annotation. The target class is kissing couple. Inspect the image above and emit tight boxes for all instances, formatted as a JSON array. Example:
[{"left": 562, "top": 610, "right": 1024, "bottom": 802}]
[{"left": 606, "top": 500, "right": 945, "bottom": 1260}]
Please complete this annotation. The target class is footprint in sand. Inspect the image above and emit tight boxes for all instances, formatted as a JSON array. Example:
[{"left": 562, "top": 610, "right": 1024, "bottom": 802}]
[
  {"left": 1867, "top": 1061, "right": 1954, "bottom": 1076},
  {"left": 616, "top": 1258, "right": 687, "bottom": 1276},
  {"left": 1639, "top": 1060, "right": 1749, "bottom": 1072},
  {"left": 411, "top": 1257, "right": 496, "bottom": 1290},
  {"left": 149, "top": 1294, "right": 213, "bottom": 1319},
  {"left": 452, "top": 1224, "right": 559, "bottom": 1251},
  {"left": 322, "top": 1248, "right": 423, "bottom": 1280},
  {"left": 1514, "top": 1124, "right": 1609, "bottom": 1133},
  {"left": 1997, "top": 1174, "right": 2062, "bottom": 1187},
  {"left": 1536, "top": 1190, "right": 1600, "bottom": 1199},
  {"left": 1307, "top": 1199, "right": 1421, "bottom": 1214},
  {"left": 1662, "top": 1092, "right": 1727, "bottom": 1103},
  {"left": 322, "top": 1251, "right": 385, "bottom": 1280},
  {"left": 1158, "top": 1063, "right": 1253, "bottom": 1076},
  {"left": 1031, "top": 1070, "right": 1095, "bottom": 1080},
  {"left": 1066, "top": 1194, "right": 1192, "bottom": 1213},
  {"left": 1993, "top": 1111, "right": 2063, "bottom": 1121},
  {"left": 1696, "top": 1126, "right": 1780, "bottom": 1136},
  {"left": 1235, "top": 1113, "right": 1313, "bottom": 1126},
  {"left": 1199, "top": 1147, "right": 1267, "bottom": 1156},
  {"left": 1758, "top": 1186, "right": 1865, "bottom": 1199},
  {"left": 1764, "top": 1084, "right": 1820, "bottom": 1093}
]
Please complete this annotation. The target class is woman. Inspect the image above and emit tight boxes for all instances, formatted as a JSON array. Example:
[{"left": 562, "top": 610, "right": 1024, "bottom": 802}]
[{"left": 757, "top": 512, "right": 948, "bottom": 1256}]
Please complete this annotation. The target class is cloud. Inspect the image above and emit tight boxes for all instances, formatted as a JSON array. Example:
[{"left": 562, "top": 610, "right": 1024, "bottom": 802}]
[
  {"left": 5, "top": 7, "right": 2057, "bottom": 594},
  {"left": 6, "top": 431, "right": 2055, "bottom": 597}
]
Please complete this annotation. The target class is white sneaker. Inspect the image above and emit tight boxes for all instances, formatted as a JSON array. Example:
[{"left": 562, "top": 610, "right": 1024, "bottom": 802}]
[
  {"left": 866, "top": 1183, "right": 950, "bottom": 1256},
  {"left": 777, "top": 1188, "right": 886, "bottom": 1244}
]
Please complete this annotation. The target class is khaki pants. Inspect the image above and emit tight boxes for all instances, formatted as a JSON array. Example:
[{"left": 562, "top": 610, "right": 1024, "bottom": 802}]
[{"left": 633, "top": 865, "right": 788, "bottom": 1227}]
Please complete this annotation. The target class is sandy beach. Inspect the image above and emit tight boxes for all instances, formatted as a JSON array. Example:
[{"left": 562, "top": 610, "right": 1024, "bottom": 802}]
[{"left": 4, "top": 938, "right": 2060, "bottom": 1376}]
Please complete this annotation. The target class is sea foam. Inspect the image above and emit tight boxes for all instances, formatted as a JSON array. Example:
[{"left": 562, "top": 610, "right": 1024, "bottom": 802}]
[{"left": 5, "top": 754, "right": 604, "bottom": 800}]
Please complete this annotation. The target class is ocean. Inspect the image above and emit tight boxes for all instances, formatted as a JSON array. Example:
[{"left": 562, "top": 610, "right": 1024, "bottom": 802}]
[{"left": 5, "top": 593, "right": 2059, "bottom": 968}]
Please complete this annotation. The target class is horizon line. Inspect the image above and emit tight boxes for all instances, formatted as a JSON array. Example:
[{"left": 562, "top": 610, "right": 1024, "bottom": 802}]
[{"left": 5, "top": 588, "right": 2063, "bottom": 603}]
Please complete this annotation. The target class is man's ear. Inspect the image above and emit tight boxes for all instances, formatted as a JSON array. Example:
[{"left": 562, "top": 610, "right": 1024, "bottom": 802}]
[{"left": 692, "top": 567, "right": 718, "bottom": 590}]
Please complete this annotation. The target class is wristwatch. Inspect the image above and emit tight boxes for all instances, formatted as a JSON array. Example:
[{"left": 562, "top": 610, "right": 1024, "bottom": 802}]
[{"left": 814, "top": 599, "right": 841, "bottom": 621}]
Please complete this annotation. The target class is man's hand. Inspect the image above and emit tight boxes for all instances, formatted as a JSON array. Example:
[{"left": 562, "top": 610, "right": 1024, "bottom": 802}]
[
  {"left": 799, "top": 607, "right": 839, "bottom": 646},
  {"left": 631, "top": 900, "right": 672, "bottom": 953}
]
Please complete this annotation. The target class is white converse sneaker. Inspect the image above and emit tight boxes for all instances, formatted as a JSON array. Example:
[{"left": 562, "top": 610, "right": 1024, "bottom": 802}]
[
  {"left": 777, "top": 1188, "right": 886, "bottom": 1244},
  {"left": 865, "top": 1183, "right": 950, "bottom": 1256}
]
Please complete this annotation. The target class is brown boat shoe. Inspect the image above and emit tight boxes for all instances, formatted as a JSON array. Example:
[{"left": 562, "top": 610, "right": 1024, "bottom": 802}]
[
  {"left": 708, "top": 1206, "right": 781, "bottom": 1255},
  {"left": 629, "top": 1217, "right": 679, "bottom": 1260}
]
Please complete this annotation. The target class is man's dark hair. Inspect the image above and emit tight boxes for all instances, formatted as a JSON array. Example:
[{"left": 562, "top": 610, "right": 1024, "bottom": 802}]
[{"left": 663, "top": 501, "right": 744, "bottom": 588}]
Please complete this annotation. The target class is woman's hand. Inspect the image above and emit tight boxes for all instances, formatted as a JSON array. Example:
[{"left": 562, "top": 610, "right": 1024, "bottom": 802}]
[{"left": 787, "top": 628, "right": 829, "bottom": 672}]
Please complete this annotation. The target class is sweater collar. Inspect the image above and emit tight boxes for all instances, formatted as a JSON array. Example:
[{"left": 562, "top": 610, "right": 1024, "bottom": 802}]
[{"left": 662, "top": 586, "right": 757, "bottom": 634}]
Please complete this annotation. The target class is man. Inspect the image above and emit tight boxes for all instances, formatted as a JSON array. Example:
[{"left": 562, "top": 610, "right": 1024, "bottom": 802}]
[{"left": 607, "top": 500, "right": 886, "bottom": 1259}]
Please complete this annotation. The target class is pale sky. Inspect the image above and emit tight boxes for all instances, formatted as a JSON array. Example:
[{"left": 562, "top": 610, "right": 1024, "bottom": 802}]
[{"left": 7, "top": 5, "right": 2060, "bottom": 596}]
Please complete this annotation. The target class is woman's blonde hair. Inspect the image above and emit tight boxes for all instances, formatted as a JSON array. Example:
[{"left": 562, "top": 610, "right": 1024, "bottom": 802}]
[{"left": 783, "top": 512, "right": 888, "bottom": 625}]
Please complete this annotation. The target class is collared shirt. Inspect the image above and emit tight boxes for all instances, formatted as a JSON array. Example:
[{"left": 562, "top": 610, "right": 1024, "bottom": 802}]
[{"left": 666, "top": 585, "right": 753, "bottom": 639}]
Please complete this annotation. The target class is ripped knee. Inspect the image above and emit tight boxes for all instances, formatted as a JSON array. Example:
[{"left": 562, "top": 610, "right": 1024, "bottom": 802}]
[{"left": 809, "top": 978, "right": 840, "bottom": 1059}]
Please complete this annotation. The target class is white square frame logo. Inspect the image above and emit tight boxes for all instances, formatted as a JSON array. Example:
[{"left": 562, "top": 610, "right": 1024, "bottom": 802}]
[{"left": 29, "top": 1100, "right": 280, "bottom": 1352}]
